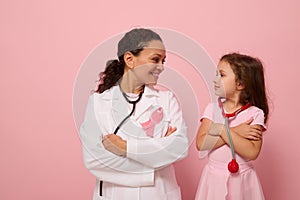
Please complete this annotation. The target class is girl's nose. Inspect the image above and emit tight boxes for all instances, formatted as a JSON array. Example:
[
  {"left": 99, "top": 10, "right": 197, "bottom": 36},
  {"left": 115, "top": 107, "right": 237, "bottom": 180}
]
[{"left": 213, "top": 76, "right": 219, "bottom": 84}]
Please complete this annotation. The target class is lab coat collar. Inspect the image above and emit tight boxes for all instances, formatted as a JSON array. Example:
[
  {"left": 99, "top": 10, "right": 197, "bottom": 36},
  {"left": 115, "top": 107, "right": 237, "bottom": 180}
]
[
  {"left": 144, "top": 85, "right": 160, "bottom": 97},
  {"left": 133, "top": 85, "right": 159, "bottom": 119},
  {"left": 101, "top": 85, "right": 159, "bottom": 100},
  {"left": 108, "top": 85, "right": 160, "bottom": 121},
  {"left": 100, "top": 86, "right": 119, "bottom": 100}
]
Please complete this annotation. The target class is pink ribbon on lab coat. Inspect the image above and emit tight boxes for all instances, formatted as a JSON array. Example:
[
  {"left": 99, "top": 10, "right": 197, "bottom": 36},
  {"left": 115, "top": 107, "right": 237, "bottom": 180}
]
[{"left": 141, "top": 107, "right": 163, "bottom": 137}]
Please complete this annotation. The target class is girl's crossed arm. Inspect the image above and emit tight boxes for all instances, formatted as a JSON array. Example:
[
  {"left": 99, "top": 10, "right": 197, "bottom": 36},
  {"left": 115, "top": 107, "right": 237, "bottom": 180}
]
[
  {"left": 196, "top": 118, "right": 226, "bottom": 151},
  {"left": 220, "top": 123, "right": 263, "bottom": 160},
  {"left": 196, "top": 118, "right": 263, "bottom": 160}
]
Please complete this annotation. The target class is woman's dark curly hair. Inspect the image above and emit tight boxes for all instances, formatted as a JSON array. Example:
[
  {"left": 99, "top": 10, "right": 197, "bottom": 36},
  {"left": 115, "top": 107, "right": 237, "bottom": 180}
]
[{"left": 95, "top": 28, "right": 162, "bottom": 93}]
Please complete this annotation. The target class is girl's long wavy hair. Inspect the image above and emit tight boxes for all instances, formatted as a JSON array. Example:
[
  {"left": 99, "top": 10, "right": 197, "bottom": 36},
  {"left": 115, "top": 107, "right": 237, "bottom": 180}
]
[
  {"left": 221, "top": 53, "right": 269, "bottom": 123},
  {"left": 95, "top": 28, "right": 162, "bottom": 93}
]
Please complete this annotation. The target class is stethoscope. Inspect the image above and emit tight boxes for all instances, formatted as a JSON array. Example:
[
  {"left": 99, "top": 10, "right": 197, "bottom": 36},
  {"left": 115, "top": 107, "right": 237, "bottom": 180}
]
[
  {"left": 113, "top": 85, "right": 145, "bottom": 135},
  {"left": 218, "top": 98, "right": 251, "bottom": 173},
  {"left": 99, "top": 85, "right": 144, "bottom": 197}
]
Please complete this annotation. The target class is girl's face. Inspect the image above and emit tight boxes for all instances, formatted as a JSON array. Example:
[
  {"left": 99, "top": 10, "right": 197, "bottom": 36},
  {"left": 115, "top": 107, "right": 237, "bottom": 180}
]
[
  {"left": 214, "top": 60, "right": 239, "bottom": 98},
  {"left": 128, "top": 40, "right": 166, "bottom": 86}
]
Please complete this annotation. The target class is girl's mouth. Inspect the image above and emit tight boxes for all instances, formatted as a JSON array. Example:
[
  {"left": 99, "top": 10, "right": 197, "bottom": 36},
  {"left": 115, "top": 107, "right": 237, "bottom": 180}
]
[{"left": 214, "top": 85, "right": 220, "bottom": 90}]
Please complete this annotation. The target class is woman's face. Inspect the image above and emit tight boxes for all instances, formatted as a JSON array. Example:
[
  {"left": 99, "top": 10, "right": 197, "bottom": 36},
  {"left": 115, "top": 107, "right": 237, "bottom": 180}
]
[
  {"left": 130, "top": 40, "right": 166, "bottom": 86},
  {"left": 214, "top": 60, "right": 238, "bottom": 98}
]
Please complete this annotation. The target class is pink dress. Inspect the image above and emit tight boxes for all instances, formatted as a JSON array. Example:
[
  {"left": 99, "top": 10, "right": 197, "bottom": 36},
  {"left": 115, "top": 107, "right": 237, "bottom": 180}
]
[{"left": 195, "top": 103, "right": 266, "bottom": 200}]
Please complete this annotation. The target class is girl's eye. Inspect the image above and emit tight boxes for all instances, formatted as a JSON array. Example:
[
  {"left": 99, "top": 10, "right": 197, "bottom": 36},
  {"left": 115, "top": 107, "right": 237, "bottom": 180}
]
[{"left": 216, "top": 71, "right": 224, "bottom": 77}]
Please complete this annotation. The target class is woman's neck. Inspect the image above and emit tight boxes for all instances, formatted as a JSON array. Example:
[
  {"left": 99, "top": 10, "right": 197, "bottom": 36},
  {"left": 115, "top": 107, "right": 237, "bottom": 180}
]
[{"left": 120, "top": 77, "right": 144, "bottom": 94}]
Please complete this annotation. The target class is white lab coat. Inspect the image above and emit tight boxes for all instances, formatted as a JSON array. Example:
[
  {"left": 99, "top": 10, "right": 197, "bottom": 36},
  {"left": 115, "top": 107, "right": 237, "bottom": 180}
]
[{"left": 80, "top": 85, "right": 188, "bottom": 200}]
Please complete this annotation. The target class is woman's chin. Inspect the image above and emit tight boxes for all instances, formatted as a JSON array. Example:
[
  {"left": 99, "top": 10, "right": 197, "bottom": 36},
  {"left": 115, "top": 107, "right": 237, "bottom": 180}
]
[
  {"left": 147, "top": 82, "right": 157, "bottom": 86},
  {"left": 146, "top": 80, "right": 158, "bottom": 86}
]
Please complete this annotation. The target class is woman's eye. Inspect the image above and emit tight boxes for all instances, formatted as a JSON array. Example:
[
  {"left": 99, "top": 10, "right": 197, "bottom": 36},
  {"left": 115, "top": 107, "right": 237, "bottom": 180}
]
[
  {"left": 152, "top": 58, "right": 160, "bottom": 63},
  {"left": 151, "top": 57, "right": 165, "bottom": 64}
]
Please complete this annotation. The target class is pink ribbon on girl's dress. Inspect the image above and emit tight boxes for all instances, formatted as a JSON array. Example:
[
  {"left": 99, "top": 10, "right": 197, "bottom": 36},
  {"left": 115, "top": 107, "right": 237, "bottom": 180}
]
[{"left": 141, "top": 107, "right": 163, "bottom": 137}]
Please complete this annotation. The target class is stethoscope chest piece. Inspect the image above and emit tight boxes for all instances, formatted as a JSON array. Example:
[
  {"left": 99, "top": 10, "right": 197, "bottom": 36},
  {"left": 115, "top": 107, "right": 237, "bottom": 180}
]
[{"left": 228, "top": 159, "right": 239, "bottom": 173}]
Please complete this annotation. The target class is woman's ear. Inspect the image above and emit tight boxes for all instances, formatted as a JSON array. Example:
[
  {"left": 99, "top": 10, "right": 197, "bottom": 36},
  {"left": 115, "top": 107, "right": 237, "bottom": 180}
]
[{"left": 123, "top": 52, "right": 135, "bottom": 69}]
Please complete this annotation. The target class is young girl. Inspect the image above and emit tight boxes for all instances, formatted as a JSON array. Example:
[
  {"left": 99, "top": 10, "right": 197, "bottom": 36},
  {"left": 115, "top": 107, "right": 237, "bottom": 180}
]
[{"left": 195, "top": 53, "right": 269, "bottom": 200}]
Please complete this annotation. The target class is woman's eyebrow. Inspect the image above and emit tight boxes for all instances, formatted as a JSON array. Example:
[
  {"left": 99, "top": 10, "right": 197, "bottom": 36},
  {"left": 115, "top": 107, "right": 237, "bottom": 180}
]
[
  {"left": 150, "top": 53, "right": 166, "bottom": 59},
  {"left": 151, "top": 53, "right": 162, "bottom": 57}
]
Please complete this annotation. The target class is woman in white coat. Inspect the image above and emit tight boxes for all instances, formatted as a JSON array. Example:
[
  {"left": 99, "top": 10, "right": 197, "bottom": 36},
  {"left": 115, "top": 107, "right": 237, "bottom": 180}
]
[{"left": 80, "top": 28, "right": 188, "bottom": 200}]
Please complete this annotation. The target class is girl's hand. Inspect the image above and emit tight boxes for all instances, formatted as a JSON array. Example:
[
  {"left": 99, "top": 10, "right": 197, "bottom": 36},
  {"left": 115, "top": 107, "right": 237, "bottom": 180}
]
[
  {"left": 232, "top": 118, "right": 262, "bottom": 141},
  {"left": 164, "top": 126, "right": 177, "bottom": 137},
  {"left": 102, "top": 134, "right": 127, "bottom": 157}
]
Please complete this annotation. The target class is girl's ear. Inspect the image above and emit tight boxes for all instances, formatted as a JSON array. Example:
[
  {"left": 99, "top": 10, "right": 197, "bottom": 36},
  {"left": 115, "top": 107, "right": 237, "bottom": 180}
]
[
  {"left": 123, "top": 52, "right": 135, "bottom": 69},
  {"left": 236, "top": 81, "right": 245, "bottom": 90}
]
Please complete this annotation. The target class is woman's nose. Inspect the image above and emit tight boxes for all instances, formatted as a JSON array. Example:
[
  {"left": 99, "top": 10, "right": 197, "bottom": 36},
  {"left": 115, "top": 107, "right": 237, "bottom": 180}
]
[{"left": 157, "top": 64, "right": 164, "bottom": 71}]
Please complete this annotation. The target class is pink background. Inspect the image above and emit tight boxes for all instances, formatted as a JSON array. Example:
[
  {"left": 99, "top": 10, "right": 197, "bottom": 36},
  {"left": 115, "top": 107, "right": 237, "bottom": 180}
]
[{"left": 1, "top": 0, "right": 299, "bottom": 199}]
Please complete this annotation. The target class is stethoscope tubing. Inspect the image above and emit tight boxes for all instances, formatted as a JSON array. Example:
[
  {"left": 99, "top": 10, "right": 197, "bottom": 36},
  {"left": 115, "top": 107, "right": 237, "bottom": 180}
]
[
  {"left": 225, "top": 117, "right": 236, "bottom": 159},
  {"left": 113, "top": 102, "right": 137, "bottom": 134},
  {"left": 113, "top": 86, "right": 144, "bottom": 135}
]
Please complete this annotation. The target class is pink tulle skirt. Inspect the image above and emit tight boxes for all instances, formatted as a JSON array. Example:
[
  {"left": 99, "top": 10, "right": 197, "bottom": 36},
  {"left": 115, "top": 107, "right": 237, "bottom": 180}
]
[{"left": 195, "top": 159, "right": 265, "bottom": 200}]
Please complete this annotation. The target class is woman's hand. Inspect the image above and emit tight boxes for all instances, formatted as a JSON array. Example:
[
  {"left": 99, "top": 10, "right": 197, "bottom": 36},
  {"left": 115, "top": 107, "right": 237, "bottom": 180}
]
[
  {"left": 164, "top": 126, "right": 177, "bottom": 137},
  {"left": 102, "top": 134, "right": 127, "bottom": 157},
  {"left": 232, "top": 118, "right": 262, "bottom": 141}
]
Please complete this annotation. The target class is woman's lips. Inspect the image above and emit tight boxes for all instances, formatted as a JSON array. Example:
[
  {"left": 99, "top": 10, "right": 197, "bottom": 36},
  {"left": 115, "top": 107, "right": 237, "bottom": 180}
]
[{"left": 151, "top": 72, "right": 160, "bottom": 78}]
